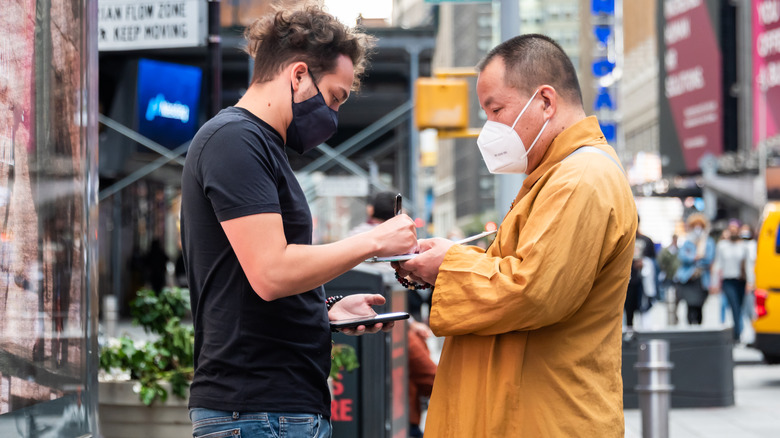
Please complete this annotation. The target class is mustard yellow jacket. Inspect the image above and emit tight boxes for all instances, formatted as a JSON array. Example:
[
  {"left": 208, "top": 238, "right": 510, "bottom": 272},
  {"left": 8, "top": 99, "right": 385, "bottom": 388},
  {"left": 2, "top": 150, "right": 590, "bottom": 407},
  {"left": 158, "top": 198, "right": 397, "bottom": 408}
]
[{"left": 425, "top": 117, "right": 637, "bottom": 437}]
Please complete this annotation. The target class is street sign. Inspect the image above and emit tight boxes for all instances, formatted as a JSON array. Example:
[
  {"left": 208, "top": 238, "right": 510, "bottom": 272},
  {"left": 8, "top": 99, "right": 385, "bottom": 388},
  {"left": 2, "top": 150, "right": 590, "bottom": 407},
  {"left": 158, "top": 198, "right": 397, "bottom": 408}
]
[
  {"left": 591, "top": 0, "right": 615, "bottom": 15},
  {"left": 594, "top": 87, "right": 615, "bottom": 111},
  {"left": 98, "top": 0, "right": 207, "bottom": 51}
]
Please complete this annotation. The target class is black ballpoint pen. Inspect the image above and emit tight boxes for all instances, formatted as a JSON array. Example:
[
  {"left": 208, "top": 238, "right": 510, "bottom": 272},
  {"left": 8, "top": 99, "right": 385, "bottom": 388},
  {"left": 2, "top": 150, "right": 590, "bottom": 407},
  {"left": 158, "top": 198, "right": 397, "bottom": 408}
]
[{"left": 395, "top": 193, "right": 402, "bottom": 216}]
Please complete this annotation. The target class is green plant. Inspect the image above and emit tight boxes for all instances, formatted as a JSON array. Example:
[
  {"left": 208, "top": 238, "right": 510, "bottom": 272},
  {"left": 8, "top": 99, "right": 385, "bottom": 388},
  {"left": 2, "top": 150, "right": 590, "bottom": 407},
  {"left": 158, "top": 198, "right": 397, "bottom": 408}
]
[
  {"left": 99, "top": 287, "right": 194, "bottom": 406},
  {"left": 330, "top": 343, "right": 359, "bottom": 381}
]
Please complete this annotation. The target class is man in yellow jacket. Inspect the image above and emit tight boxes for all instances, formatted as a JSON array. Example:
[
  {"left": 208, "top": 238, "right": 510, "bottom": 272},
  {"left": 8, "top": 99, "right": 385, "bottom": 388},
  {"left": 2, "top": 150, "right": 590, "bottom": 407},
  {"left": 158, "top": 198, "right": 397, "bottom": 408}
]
[{"left": 396, "top": 34, "right": 637, "bottom": 437}]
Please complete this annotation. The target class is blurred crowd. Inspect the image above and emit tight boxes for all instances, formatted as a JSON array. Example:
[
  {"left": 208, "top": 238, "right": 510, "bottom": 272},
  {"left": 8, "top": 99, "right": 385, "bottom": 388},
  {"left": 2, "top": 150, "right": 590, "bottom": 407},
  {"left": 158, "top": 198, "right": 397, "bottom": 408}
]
[{"left": 625, "top": 213, "right": 757, "bottom": 343}]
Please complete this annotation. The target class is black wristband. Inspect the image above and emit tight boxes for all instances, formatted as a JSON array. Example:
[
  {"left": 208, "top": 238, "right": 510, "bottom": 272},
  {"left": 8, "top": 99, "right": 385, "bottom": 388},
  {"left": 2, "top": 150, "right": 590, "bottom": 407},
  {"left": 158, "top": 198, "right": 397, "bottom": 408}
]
[{"left": 326, "top": 295, "right": 344, "bottom": 311}]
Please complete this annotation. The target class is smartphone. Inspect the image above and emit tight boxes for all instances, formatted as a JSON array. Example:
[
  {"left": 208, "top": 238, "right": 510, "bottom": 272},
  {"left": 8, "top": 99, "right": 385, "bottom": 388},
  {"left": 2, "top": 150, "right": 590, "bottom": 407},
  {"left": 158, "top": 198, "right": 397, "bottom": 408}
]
[{"left": 330, "top": 312, "right": 410, "bottom": 332}]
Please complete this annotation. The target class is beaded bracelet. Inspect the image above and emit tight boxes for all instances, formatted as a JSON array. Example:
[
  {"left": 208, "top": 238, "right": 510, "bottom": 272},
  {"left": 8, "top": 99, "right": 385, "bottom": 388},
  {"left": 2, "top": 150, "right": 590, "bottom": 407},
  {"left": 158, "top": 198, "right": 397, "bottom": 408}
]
[
  {"left": 395, "top": 271, "right": 433, "bottom": 291},
  {"left": 326, "top": 295, "right": 344, "bottom": 310}
]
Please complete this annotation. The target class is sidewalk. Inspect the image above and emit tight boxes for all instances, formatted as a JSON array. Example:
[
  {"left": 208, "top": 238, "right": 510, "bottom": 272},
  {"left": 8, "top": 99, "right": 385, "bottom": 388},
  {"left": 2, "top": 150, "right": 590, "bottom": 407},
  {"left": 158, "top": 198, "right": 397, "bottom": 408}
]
[
  {"left": 423, "top": 294, "right": 780, "bottom": 436},
  {"left": 624, "top": 295, "right": 780, "bottom": 437},
  {"left": 624, "top": 361, "right": 780, "bottom": 437}
]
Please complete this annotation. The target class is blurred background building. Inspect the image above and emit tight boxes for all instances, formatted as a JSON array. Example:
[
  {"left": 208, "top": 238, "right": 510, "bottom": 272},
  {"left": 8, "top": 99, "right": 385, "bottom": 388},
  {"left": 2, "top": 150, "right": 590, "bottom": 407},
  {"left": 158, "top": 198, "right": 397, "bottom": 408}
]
[{"left": 92, "top": 0, "right": 780, "bottom": 314}]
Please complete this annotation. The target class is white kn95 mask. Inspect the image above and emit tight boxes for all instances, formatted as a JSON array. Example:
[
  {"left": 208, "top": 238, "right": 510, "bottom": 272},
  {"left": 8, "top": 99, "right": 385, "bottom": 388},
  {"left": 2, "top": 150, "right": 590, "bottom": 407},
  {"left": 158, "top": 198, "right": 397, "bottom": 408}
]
[{"left": 476, "top": 88, "right": 550, "bottom": 174}]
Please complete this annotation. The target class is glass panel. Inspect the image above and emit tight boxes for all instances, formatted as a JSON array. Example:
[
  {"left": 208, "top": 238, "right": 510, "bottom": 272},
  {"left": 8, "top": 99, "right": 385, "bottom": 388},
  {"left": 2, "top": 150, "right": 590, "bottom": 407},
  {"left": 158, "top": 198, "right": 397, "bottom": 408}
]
[{"left": 0, "top": 0, "right": 97, "bottom": 436}]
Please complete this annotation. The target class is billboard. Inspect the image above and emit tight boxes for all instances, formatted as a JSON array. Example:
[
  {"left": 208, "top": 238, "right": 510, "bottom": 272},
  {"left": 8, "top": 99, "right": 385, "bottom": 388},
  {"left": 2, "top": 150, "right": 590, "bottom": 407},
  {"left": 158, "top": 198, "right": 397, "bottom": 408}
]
[
  {"left": 753, "top": 1, "right": 780, "bottom": 150},
  {"left": 136, "top": 59, "right": 202, "bottom": 150},
  {"left": 658, "top": 0, "right": 724, "bottom": 175}
]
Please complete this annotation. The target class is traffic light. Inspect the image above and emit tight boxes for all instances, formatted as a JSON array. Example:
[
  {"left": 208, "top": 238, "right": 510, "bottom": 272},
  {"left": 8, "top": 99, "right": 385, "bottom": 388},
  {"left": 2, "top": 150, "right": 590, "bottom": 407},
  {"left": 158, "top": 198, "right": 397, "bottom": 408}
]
[
  {"left": 415, "top": 68, "right": 481, "bottom": 139},
  {"left": 415, "top": 77, "right": 469, "bottom": 130}
]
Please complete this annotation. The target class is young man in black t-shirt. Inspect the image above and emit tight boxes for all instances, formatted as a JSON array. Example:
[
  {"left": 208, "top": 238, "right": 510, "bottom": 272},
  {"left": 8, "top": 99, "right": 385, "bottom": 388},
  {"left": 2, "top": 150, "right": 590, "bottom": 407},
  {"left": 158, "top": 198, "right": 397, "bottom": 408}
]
[{"left": 180, "top": 5, "right": 418, "bottom": 438}]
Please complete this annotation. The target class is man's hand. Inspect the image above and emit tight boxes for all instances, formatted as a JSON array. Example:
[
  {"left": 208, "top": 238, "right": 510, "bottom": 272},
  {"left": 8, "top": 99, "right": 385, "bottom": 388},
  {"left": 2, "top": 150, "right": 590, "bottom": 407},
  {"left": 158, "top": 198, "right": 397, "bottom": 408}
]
[
  {"left": 329, "top": 294, "right": 393, "bottom": 335},
  {"left": 368, "top": 215, "right": 419, "bottom": 258},
  {"left": 393, "top": 238, "right": 455, "bottom": 286}
]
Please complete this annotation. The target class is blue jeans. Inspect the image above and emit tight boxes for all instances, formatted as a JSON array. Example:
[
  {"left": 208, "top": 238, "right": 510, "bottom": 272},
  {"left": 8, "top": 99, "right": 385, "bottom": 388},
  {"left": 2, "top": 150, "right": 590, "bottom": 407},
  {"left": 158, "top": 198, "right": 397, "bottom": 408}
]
[
  {"left": 190, "top": 408, "right": 331, "bottom": 438},
  {"left": 721, "top": 278, "right": 746, "bottom": 341}
]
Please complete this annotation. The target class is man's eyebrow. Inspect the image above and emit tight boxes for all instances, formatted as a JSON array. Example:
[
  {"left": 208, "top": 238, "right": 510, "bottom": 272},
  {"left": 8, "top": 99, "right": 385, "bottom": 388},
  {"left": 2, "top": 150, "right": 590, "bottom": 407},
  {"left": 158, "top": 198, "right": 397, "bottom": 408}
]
[{"left": 482, "top": 96, "right": 494, "bottom": 109}]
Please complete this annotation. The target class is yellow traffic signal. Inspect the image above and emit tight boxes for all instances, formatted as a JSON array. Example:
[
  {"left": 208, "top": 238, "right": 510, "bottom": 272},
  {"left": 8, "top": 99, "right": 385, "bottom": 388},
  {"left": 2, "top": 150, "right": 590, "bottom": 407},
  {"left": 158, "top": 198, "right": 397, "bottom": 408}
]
[
  {"left": 415, "top": 77, "right": 469, "bottom": 130},
  {"left": 415, "top": 68, "right": 481, "bottom": 138}
]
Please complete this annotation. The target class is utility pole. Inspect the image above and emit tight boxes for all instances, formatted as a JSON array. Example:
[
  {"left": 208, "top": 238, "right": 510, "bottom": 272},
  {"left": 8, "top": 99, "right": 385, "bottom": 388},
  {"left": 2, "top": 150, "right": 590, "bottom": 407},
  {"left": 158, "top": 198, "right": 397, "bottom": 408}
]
[
  {"left": 208, "top": 0, "right": 222, "bottom": 118},
  {"left": 495, "top": 0, "right": 523, "bottom": 219}
]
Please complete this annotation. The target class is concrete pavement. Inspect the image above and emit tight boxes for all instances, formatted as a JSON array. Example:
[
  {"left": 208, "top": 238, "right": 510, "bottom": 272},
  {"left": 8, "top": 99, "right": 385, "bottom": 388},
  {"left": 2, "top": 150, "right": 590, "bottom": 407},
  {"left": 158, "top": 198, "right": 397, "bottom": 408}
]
[
  {"left": 624, "top": 294, "right": 780, "bottom": 437},
  {"left": 625, "top": 361, "right": 780, "bottom": 437}
]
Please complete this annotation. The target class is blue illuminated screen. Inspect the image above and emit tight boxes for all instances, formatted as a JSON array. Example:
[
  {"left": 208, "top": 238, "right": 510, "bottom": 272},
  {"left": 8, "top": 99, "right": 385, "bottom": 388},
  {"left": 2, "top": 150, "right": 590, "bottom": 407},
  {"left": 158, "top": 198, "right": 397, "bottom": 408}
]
[{"left": 136, "top": 58, "right": 202, "bottom": 149}]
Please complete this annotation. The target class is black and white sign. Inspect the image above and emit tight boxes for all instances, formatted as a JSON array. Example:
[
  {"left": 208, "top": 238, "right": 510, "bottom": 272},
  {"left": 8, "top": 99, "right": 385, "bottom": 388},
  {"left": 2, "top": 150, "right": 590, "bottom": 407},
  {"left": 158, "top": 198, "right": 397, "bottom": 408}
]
[{"left": 98, "top": 0, "right": 206, "bottom": 51}]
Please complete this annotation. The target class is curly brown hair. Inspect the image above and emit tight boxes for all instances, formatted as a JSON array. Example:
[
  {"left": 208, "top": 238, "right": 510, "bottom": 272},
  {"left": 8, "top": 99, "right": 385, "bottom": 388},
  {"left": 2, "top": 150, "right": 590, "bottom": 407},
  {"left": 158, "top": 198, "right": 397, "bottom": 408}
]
[{"left": 244, "top": 3, "right": 374, "bottom": 90}]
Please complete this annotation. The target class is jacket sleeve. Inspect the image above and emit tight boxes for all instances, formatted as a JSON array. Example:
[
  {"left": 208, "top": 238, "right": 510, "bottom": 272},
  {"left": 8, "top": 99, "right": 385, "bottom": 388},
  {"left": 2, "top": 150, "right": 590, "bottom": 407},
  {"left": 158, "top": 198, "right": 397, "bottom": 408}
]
[{"left": 430, "top": 167, "right": 629, "bottom": 336}]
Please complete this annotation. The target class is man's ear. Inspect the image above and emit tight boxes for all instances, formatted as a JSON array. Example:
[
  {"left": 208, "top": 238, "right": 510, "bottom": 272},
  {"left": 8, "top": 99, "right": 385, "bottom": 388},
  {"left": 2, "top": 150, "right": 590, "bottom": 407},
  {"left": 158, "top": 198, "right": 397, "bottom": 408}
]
[
  {"left": 289, "top": 62, "right": 308, "bottom": 92},
  {"left": 539, "top": 85, "right": 557, "bottom": 119}
]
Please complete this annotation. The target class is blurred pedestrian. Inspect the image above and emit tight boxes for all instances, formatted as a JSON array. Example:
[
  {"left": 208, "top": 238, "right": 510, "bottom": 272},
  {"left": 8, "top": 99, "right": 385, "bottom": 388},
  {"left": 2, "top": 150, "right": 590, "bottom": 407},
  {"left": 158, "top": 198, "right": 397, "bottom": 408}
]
[
  {"left": 394, "top": 34, "right": 637, "bottom": 437},
  {"left": 625, "top": 215, "right": 656, "bottom": 328},
  {"left": 349, "top": 191, "right": 399, "bottom": 236},
  {"left": 145, "top": 239, "right": 169, "bottom": 293},
  {"left": 740, "top": 223, "right": 758, "bottom": 324},
  {"left": 674, "top": 213, "right": 716, "bottom": 325},
  {"left": 180, "top": 5, "right": 418, "bottom": 437},
  {"left": 712, "top": 219, "right": 753, "bottom": 341},
  {"left": 407, "top": 321, "right": 437, "bottom": 437},
  {"left": 657, "top": 234, "right": 680, "bottom": 301}
]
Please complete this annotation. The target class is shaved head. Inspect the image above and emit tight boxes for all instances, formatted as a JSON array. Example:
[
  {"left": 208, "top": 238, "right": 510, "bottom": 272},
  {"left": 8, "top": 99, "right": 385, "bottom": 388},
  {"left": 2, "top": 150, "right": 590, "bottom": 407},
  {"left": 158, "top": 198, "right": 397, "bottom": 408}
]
[{"left": 477, "top": 34, "right": 583, "bottom": 107}]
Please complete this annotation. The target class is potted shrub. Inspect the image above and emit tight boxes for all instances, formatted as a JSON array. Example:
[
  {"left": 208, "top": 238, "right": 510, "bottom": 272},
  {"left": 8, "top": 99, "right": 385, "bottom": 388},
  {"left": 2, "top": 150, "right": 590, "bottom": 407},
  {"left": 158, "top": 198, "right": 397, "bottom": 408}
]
[
  {"left": 98, "top": 287, "right": 194, "bottom": 437},
  {"left": 98, "top": 286, "right": 360, "bottom": 436},
  {"left": 330, "top": 342, "right": 359, "bottom": 382}
]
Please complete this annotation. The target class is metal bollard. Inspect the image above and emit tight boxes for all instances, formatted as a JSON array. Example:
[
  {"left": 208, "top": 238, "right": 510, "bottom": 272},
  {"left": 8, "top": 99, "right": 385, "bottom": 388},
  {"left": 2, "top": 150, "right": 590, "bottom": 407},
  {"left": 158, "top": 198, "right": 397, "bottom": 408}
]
[
  {"left": 103, "top": 295, "right": 118, "bottom": 339},
  {"left": 635, "top": 339, "right": 674, "bottom": 438},
  {"left": 666, "top": 285, "right": 678, "bottom": 326}
]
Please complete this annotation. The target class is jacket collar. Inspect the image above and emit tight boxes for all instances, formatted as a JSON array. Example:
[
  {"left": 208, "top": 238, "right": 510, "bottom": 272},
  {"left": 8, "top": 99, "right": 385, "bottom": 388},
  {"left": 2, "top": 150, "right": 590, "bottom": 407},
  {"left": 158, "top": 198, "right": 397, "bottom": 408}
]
[{"left": 514, "top": 116, "right": 608, "bottom": 201}]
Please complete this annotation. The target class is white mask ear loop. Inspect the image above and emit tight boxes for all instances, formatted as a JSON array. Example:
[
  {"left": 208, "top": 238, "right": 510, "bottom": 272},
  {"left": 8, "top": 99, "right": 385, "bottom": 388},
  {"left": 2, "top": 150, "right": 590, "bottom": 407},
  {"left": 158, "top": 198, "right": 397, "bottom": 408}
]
[
  {"left": 509, "top": 88, "right": 541, "bottom": 130},
  {"left": 527, "top": 118, "right": 550, "bottom": 151}
]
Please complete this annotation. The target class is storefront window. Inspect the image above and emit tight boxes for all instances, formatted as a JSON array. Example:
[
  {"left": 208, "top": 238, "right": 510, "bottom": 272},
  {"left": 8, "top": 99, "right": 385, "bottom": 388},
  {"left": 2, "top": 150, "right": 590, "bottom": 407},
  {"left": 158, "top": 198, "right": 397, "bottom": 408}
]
[{"left": 0, "top": 0, "right": 98, "bottom": 436}]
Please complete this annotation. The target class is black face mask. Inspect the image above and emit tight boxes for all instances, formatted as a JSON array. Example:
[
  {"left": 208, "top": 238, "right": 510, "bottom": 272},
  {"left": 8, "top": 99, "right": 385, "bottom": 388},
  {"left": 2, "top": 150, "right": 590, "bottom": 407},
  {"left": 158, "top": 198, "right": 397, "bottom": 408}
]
[{"left": 286, "top": 73, "right": 338, "bottom": 154}]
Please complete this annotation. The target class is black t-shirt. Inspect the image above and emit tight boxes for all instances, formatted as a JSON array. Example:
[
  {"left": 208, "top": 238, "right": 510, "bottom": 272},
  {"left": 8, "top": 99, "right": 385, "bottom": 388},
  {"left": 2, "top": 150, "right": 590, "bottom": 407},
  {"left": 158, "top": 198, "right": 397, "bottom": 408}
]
[{"left": 180, "top": 107, "right": 331, "bottom": 416}]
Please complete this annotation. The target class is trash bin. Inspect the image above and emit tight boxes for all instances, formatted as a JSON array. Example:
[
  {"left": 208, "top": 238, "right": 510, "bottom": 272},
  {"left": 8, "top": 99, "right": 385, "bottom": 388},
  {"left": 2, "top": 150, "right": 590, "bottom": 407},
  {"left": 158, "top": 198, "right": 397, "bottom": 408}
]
[
  {"left": 622, "top": 327, "right": 734, "bottom": 409},
  {"left": 326, "top": 267, "right": 409, "bottom": 438}
]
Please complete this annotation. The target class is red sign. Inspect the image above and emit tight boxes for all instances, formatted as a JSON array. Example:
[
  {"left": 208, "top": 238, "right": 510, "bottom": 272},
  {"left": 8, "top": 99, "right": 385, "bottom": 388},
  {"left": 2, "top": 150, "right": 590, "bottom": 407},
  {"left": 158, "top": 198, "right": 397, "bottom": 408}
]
[{"left": 662, "top": 0, "right": 723, "bottom": 171}]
